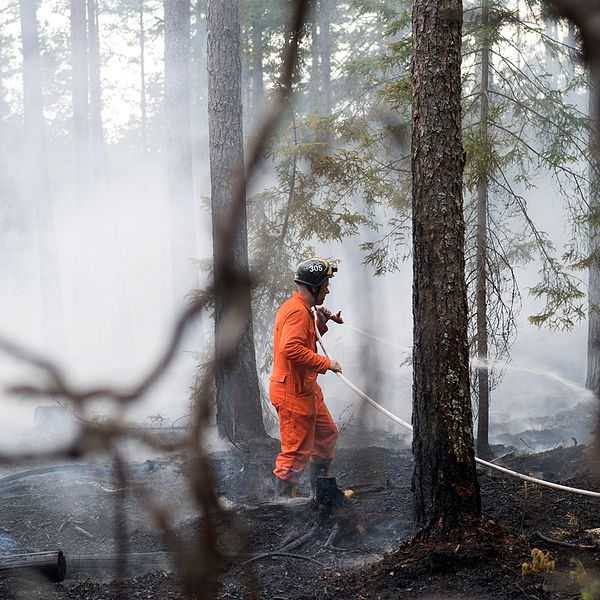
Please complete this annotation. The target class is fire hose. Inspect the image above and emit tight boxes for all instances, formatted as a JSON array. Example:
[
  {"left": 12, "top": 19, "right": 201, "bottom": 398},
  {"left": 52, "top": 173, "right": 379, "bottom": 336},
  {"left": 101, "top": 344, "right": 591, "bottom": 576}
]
[{"left": 313, "top": 309, "right": 600, "bottom": 499}]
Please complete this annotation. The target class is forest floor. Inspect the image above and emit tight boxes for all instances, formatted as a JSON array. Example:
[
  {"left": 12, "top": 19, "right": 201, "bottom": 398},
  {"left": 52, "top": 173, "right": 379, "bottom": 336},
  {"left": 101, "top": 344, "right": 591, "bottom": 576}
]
[{"left": 1, "top": 436, "right": 600, "bottom": 599}]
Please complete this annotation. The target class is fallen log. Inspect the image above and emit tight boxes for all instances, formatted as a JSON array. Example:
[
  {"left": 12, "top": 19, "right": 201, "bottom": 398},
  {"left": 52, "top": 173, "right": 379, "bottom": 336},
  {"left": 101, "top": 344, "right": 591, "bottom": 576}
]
[{"left": 0, "top": 551, "right": 67, "bottom": 582}]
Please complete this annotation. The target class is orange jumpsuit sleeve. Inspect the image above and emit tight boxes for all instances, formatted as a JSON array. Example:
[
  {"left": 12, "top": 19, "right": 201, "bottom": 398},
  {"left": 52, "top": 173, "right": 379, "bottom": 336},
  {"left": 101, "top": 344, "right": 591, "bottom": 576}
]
[{"left": 280, "top": 309, "right": 331, "bottom": 373}]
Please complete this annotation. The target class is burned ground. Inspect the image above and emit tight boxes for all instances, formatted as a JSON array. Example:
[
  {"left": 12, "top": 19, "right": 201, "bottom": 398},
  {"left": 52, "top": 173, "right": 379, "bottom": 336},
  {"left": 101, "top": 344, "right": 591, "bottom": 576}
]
[{"left": 1, "top": 442, "right": 600, "bottom": 599}]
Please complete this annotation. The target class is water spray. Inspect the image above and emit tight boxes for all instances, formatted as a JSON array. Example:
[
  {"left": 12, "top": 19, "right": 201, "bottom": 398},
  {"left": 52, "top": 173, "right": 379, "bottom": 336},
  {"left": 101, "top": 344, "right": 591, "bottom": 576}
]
[{"left": 314, "top": 309, "right": 600, "bottom": 499}]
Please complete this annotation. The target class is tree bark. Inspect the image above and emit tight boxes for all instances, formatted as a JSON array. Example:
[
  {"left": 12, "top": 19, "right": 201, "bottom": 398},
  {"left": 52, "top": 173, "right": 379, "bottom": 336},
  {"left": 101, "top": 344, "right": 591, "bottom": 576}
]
[
  {"left": 310, "top": 8, "right": 319, "bottom": 113},
  {"left": 70, "top": 0, "right": 90, "bottom": 202},
  {"left": 164, "top": 0, "right": 197, "bottom": 304},
  {"left": 587, "top": 67, "right": 600, "bottom": 434},
  {"left": 317, "top": 0, "right": 332, "bottom": 115},
  {"left": 207, "top": 0, "right": 266, "bottom": 442},
  {"left": 475, "top": 0, "right": 492, "bottom": 460},
  {"left": 19, "top": 0, "right": 64, "bottom": 346},
  {"left": 411, "top": 0, "right": 481, "bottom": 532},
  {"left": 250, "top": 18, "right": 264, "bottom": 116}
]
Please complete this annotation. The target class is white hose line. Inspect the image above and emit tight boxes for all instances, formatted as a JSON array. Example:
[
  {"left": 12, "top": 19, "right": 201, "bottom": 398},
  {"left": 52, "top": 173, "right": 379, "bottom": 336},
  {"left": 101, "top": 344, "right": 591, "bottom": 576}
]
[{"left": 313, "top": 310, "right": 600, "bottom": 499}]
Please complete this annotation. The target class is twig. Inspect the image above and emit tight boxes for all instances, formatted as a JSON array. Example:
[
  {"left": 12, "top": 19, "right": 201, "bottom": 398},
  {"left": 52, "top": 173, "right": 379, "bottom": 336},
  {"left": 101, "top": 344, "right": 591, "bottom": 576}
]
[
  {"left": 243, "top": 552, "right": 325, "bottom": 568},
  {"left": 277, "top": 524, "right": 317, "bottom": 552},
  {"left": 519, "top": 437, "right": 534, "bottom": 451},
  {"left": 536, "top": 531, "right": 598, "bottom": 550},
  {"left": 323, "top": 524, "right": 339, "bottom": 549},
  {"left": 73, "top": 526, "right": 94, "bottom": 540}
]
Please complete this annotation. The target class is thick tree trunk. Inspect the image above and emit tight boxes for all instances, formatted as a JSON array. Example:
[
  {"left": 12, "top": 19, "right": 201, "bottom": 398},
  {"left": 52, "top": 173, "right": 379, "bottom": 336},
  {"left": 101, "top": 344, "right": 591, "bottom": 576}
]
[
  {"left": 19, "top": 0, "right": 64, "bottom": 346},
  {"left": 139, "top": 0, "right": 147, "bottom": 151},
  {"left": 587, "top": 67, "right": 600, "bottom": 432},
  {"left": 207, "top": 0, "right": 266, "bottom": 442},
  {"left": 411, "top": 0, "right": 481, "bottom": 532},
  {"left": 317, "top": 0, "right": 332, "bottom": 115},
  {"left": 164, "top": 0, "right": 197, "bottom": 304},
  {"left": 475, "top": 0, "right": 492, "bottom": 460},
  {"left": 70, "top": 0, "right": 90, "bottom": 202}
]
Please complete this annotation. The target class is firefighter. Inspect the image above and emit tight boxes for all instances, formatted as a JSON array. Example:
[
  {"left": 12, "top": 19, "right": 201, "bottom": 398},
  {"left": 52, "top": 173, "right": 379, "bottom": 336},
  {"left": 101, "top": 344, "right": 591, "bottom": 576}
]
[{"left": 270, "top": 257, "right": 343, "bottom": 498}]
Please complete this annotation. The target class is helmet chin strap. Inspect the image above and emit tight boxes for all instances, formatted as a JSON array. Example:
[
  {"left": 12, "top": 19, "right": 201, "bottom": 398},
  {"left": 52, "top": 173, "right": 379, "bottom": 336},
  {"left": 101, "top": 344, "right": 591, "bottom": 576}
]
[{"left": 309, "top": 283, "right": 322, "bottom": 304}]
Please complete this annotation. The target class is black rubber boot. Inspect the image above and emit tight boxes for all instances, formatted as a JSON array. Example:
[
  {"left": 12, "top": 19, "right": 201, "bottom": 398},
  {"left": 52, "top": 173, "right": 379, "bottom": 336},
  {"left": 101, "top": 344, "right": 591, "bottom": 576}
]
[
  {"left": 275, "top": 477, "right": 298, "bottom": 499},
  {"left": 310, "top": 461, "right": 335, "bottom": 497},
  {"left": 315, "top": 476, "right": 346, "bottom": 509}
]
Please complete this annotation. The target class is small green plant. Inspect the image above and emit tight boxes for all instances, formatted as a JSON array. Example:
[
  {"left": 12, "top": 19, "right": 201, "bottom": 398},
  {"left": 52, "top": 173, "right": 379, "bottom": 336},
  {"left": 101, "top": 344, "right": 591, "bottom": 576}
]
[{"left": 521, "top": 548, "right": 556, "bottom": 575}]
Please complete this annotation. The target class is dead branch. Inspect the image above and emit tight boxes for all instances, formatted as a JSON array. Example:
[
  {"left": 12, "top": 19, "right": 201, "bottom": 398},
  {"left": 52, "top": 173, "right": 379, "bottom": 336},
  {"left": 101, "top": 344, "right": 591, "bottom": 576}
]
[
  {"left": 536, "top": 531, "right": 598, "bottom": 550},
  {"left": 242, "top": 552, "right": 325, "bottom": 568}
]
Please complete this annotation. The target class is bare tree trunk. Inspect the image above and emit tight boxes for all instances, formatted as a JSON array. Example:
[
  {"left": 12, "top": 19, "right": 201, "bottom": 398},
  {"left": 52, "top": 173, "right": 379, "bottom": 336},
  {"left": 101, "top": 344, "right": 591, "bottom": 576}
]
[
  {"left": 192, "top": 0, "right": 207, "bottom": 109},
  {"left": 139, "top": 0, "right": 147, "bottom": 151},
  {"left": 411, "top": 0, "right": 480, "bottom": 532},
  {"left": 164, "top": 0, "right": 197, "bottom": 304},
  {"left": 70, "top": 0, "right": 90, "bottom": 203},
  {"left": 587, "top": 67, "right": 600, "bottom": 436},
  {"left": 87, "top": 0, "right": 102, "bottom": 147},
  {"left": 191, "top": 0, "right": 208, "bottom": 201},
  {"left": 310, "top": 8, "right": 319, "bottom": 113},
  {"left": 19, "top": 0, "right": 64, "bottom": 346},
  {"left": 317, "top": 0, "right": 332, "bottom": 115},
  {"left": 250, "top": 18, "right": 263, "bottom": 116},
  {"left": 207, "top": 0, "right": 266, "bottom": 442},
  {"left": 475, "top": 0, "right": 492, "bottom": 460},
  {"left": 87, "top": 0, "right": 107, "bottom": 191}
]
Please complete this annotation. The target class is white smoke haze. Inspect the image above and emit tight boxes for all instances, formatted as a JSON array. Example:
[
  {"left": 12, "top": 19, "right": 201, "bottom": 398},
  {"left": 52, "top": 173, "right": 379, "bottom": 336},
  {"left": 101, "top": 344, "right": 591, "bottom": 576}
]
[{"left": 0, "top": 0, "right": 593, "bottom": 459}]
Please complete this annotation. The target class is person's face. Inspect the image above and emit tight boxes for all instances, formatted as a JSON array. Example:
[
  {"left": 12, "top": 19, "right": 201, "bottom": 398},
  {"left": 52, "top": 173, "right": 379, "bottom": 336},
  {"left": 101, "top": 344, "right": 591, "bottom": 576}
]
[{"left": 316, "top": 280, "right": 330, "bottom": 305}]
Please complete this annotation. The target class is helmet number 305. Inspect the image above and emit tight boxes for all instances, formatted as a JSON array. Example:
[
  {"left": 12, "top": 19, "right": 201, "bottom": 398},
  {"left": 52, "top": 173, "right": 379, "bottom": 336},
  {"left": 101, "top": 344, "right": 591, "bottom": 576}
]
[{"left": 309, "top": 264, "right": 324, "bottom": 272}]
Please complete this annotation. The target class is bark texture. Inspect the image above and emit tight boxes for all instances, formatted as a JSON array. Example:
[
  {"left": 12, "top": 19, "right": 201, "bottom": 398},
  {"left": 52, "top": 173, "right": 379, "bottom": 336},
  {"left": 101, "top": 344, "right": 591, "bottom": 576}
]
[
  {"left": 207, "top": 0, "right": 266, "bottom": 442},
  {"left": 164, "top": 0, "right": 197, "bottom": 303},
  {"left": 251, "top": 19, "right": 263, "bottom": 116},
  {"left": 411, "top": 0, "right": 481, "bottom": 531},
  {"left": 475, "top": 0, "right": 492, "bottom": 460},
  {"left": 317, "top": 0, "right": 332, "bottom": 115},
  {"left": 587, "top": 67, "right": 600, "bottom": 427},
  {"left": 19, "top": 0, "right": 64, "bottom": 345}
]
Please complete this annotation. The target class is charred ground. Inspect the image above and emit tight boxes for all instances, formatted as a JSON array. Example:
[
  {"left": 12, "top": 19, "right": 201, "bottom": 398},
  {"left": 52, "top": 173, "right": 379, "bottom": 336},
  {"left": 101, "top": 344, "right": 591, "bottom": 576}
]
[{"left": 1, "top": 441, "right": 600, "bottom": 599}]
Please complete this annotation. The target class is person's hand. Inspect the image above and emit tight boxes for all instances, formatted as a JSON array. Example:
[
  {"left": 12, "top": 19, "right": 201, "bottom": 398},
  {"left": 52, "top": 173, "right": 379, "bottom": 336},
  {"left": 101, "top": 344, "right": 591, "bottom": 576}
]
[
  {"left": 317, "top": 306, "right": 343, "bottom": 324},
  {"left": 328, "top": 360, "right": 343, "bottom": 373}
]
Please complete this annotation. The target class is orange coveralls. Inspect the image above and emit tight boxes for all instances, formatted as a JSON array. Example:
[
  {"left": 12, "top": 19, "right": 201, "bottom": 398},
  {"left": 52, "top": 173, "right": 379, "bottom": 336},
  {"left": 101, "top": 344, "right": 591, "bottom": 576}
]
[{"left": 270, "top": 291, "right": 339, "bottom": 482}]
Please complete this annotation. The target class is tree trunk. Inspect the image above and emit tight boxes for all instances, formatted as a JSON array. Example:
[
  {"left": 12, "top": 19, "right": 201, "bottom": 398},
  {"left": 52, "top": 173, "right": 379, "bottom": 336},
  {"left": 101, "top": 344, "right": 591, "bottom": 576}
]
[
  {"left": 87, "top": 0, "right": 106, "bottom": 190},
  {"left": 164, "top": 0, "right": 197, "bottom": 304},
  {"left": 310, "top": 8, "right": 319, "bottom": 113},
  {"left": 411, "top": 0, "right": 481, "bottom": 532},
  {"left": 207, "top": 0, "right": 266, "bottom": 442},
  {"left": 87, "top": 0, "right": 102, "bottom": 146},
  {"left": 317, "top": 0, "right": 332, "bottom": 115},
  {"left": 139, "top": 0, "right": 147, "bottom": 151},
  {"left": 70, "top": 0, "right": 90, "bottom": 202},
  {"left": 250, "top": 18, "right": 263, "bottom": 116},
  {"left": 587, "top": 67, "right": 600, "bottom": 435},
  {"left": 475, "top": 0, "right": 492, "bottom": 460},
  {"left": 19, "top": 0, "right": 64, "bottom": 346}
]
